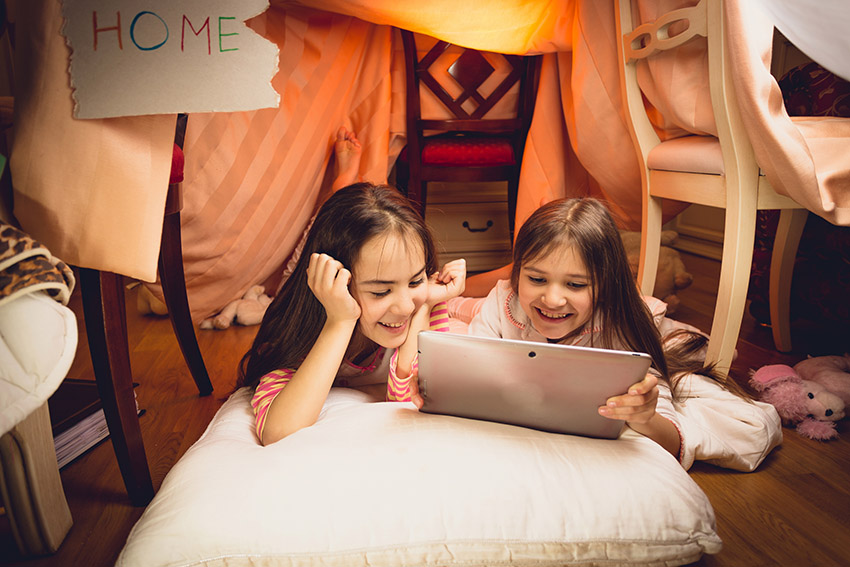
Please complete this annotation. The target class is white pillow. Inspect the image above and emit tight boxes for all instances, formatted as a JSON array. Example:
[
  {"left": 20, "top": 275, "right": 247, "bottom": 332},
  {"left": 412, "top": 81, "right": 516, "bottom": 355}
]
[
  {"left": 117, "top": 388, "right": 721, "bottom": 567},
  {"left": 0, "top": 291, "right": 78, "bottom": 437}
]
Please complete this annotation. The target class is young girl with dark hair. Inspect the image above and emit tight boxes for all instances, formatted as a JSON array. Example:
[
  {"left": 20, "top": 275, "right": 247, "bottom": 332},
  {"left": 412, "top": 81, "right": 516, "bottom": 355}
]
[
  {"left": 458, "top": 198, "right": 780, "bottom": 467},
  {"left": 238, "top": 182, "right": 465, "bottom": 445}
]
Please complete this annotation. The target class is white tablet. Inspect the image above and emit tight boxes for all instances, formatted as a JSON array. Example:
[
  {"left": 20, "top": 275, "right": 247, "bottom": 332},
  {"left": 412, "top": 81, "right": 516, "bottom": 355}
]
[{"left": 417, "top": 331, "right": 653, "bottom": 439}]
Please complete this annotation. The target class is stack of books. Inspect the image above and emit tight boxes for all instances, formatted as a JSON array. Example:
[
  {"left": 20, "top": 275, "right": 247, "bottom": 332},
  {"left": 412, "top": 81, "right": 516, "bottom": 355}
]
[{"left": 48, "top": 379, "right": 142, "bottom": 469}]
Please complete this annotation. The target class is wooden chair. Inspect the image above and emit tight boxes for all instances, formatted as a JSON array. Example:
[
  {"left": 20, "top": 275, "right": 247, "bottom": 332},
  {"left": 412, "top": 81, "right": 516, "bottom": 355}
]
[
  {"left": 396, "top": 30, "right": 540, "bottom": 237},
  {"left": 78, "top": 113, "right": 213, "bottom": 507},
  {"left": 614, "top": 0, "right": 809, "bottom": 376}
]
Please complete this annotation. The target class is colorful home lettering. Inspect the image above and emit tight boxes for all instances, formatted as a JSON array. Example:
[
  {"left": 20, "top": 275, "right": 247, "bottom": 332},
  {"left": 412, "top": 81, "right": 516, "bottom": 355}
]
[
  {"left": 61, "top": 0, "right": 279, "bottom": 118},
  {"left": 89, "top": 11, "right": 243, "bottom": 54}
]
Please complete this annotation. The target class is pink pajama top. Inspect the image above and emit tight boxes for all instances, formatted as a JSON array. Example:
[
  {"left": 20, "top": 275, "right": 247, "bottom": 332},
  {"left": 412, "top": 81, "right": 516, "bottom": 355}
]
[{"left": 251, "top": 302, "right": 450, "bottom": 440}]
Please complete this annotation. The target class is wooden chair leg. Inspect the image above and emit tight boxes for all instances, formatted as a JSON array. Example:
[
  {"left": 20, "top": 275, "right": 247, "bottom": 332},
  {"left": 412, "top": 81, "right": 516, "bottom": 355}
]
[
  {"left": 507, "top": 175, "right": 519, "bottom": 241},
  {"left": 405, "top": 178, "right": 425, "bottom": 217},
  {"left": 401, "top": 168, "right": 425, "bottom": 217},
  {"left": 78, "top": 268, "right": 154, "bottom": 507},
  {"left": 638, "top": 193, "right": 664, "bottom": 297},
  {"left": 159, "top": 184, "right": 213, "bottom": 396},
  {"left": 418, "top": 179, "right": 428, "bottom": 218},
  {"left": 769, "top": 208, "right": 807, "bottom": 353},
  {"left": 706, "top": 197, "right": 759, "bottom": 377},
  {"left": 0, "top": 404, "right": 73, "bottom": 556}
]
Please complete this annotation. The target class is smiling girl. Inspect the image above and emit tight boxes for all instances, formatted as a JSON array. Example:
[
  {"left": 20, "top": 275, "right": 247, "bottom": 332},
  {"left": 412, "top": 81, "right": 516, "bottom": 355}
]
[
  {"left": 238, "top": 183, "right": 465, "bottom": 445},
  {"left": 467, "top": 198, "right": 718, "bottom": 458},
  {"left": 451, "top": 198, "right": 781, "bottom": 471}
]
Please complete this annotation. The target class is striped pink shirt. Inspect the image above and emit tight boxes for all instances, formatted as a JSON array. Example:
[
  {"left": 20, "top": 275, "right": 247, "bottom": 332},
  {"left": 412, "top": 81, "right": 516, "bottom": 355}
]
[{"left": 251, "top": 302, "right": 450, "bottom": 440}]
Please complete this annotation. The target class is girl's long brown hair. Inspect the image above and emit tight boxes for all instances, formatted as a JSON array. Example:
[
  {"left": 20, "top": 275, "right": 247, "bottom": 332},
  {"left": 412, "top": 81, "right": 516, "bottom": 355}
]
[
  {"left": 237, "top": 183, "right": 437, "bottom": 390},
  {"left": 510, "top": 198, "right": 738, "bottom": 397}
]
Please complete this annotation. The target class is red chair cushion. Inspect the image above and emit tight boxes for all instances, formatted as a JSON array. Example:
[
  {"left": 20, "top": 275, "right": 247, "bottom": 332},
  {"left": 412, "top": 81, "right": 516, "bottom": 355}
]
[
  {"left": 416, "top": 137, "right": 515, "bottom": 167},
  {"left": 170, "top": 143, "right": 184, "bottom": 184}
]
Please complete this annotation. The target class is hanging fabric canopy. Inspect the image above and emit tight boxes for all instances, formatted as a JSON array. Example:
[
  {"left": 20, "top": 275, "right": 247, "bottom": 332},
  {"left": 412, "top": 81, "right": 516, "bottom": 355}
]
[{"left": 10, "top": 0, "right": 850, "bottom": 321}]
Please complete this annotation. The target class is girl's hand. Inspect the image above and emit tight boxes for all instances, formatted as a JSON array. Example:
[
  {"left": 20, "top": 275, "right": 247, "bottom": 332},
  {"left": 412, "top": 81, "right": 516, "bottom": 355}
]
[
  {"left": 426, "top": 258, "right": 467, "bottom": 306},
  {"left": 306, "top": 253, "right": 361, "bottom": 324},
  {"left": 409, "top": 377, "right": 425, "bottom": 410},
  {"left": 598, "top": 373, "right": 659, "bottom": 425}
]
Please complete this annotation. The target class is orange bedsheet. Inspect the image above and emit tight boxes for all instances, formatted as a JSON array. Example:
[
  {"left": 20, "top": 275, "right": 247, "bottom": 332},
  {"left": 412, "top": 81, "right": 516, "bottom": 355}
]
[{"left": 10, "top": 0, "right": 849, "bottom": 323}]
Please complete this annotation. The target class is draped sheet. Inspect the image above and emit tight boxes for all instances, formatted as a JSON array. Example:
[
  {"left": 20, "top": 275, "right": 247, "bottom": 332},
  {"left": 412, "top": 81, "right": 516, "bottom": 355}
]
[
  {"left": 10, "top": 0, "right": 175, "bottom": 283},
  {"left": 10, "top": 0, "right": 850, "bottom": 323}
]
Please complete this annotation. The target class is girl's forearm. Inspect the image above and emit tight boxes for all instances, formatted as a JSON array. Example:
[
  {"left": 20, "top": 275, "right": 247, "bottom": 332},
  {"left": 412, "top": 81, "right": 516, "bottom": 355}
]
[
  {"left": 628, "top": 414, "right": 681, "bottom": 458},
  {"left": 395, "top": 303, "right": 432, "bottom": 379},
  {"left": 261, "top": 319, "right": 356, "bottom": 444}
]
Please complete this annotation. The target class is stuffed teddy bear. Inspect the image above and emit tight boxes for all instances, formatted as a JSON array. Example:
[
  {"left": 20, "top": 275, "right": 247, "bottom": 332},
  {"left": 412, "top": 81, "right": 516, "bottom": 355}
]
[
  {"left": 199, "top": 285, "right": 272, "bottom": 330},
  {"left": 749, "top": 363, "right": 846, "bottom": 440},
  {"left": 619, "top": 230, "right": 693, "bottom": 313}
]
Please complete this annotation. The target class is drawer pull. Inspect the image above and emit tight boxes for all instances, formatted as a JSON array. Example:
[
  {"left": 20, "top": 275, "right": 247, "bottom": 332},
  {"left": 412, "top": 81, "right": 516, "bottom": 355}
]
[{"left": 462, "top": 220, "right": 494, "bottom": 233}]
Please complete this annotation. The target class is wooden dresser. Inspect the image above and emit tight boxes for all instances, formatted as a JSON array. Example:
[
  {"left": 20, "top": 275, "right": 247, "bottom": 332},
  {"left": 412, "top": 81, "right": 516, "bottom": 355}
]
[{"left": 424, "top": 181, "right": 512, "bottom": 273}]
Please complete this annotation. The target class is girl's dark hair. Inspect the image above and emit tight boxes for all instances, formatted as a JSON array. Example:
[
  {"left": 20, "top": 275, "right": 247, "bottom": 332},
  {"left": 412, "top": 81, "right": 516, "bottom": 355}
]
[
  {"left": 510, "top": 198, "right": 733, "bottom": 396},
  {"left": 237, "top": 183, "right": 437, "bottom": 390}
]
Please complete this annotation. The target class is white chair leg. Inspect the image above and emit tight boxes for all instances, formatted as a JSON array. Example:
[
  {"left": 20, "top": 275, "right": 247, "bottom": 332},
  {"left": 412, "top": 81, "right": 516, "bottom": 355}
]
[
  {"left": 769, "top": 208, "right": 807, "bottom": 352},
  {"left": 706, "top": 198, "right": 758, "bottom": 377},
  {"left": 639, "top": 193, "right": 664, "bottom": 297}
]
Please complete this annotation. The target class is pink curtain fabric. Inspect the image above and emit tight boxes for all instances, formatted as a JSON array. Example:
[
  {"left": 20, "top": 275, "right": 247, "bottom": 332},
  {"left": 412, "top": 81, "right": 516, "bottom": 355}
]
[
  {"left": 175, "top": 8, "right": 400, "bottom": 322},
  {"left": 10, "top": 0, "right": 849, "bottom": 323},
  {"left": 724, "top": 0, "right": 850, "bottom": 225}
]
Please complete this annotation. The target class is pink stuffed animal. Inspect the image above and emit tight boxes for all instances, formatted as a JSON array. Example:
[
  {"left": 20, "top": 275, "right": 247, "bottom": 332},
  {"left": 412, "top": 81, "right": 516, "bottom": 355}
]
[
  {"left": 794, "top": 354, "right": 850, "bottom": 407},
  {"left": 750, "top": 364, "right": 846, "bottom": 440}
]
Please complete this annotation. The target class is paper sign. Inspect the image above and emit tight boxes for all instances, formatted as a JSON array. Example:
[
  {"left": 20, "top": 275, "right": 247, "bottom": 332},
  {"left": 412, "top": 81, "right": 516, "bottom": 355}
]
[{"left": 61, "top": 0, "right": 280, "bottom": 118}]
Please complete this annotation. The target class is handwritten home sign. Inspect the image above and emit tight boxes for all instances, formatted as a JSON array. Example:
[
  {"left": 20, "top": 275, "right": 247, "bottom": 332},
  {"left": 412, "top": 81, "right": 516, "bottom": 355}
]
[{"left": 61, "top": 0, "right": 279, "bottom": 118}]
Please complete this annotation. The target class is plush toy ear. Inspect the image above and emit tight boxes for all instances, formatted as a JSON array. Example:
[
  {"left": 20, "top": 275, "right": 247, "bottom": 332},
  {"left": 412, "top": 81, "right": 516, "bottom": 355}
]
[{"left": 749, "top": 364, "right": 800, "bottom": 390}]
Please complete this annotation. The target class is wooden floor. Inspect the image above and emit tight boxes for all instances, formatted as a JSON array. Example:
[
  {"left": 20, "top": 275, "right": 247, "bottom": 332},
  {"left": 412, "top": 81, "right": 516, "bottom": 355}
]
[{"left": 2, "top": 252, "right": 849, "bottom": 567}]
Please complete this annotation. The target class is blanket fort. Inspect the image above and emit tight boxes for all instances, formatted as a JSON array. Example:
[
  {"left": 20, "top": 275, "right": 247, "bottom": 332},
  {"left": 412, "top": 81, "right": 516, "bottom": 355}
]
[{"left": 60, "top": 0, "right": 279, "bottom": 118}]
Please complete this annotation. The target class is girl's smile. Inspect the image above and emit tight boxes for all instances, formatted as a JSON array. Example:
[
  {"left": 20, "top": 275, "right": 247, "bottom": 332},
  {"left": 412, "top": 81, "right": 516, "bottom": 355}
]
[
  {"left": 376, "top": 318, "right": 410, "bottom": 337},
  {"left": 517, "top": 245, "right": 593, "bottom": 341},
  {"left": 536, "top": 307, "right": 571, "bottom": 320},
  {"left": 351, "top": 231, "right": 428, "bottom": 348}
]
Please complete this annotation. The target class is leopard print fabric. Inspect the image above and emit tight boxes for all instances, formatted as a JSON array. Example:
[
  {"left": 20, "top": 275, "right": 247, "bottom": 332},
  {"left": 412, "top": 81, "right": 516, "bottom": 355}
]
[{"left": 0, "top": 223, "right": 75, "bottom": 307}]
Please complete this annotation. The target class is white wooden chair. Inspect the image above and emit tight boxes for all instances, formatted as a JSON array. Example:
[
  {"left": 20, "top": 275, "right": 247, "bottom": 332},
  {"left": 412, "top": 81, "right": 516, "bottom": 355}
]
[{"left": 615, "top": 0, "right": 808, "bottom": 376}]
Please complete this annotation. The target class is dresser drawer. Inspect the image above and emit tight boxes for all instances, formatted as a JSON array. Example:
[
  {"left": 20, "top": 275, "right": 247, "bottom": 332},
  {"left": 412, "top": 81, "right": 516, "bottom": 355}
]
[
  {"left": 426, "top": 181, "right": 508, "bottom": 204},
  {"left": 426, "top": 201, "right": 511, "bottom": 254},
  {"left": 436, "top": 249, "right": 512, "bottom": 274}
]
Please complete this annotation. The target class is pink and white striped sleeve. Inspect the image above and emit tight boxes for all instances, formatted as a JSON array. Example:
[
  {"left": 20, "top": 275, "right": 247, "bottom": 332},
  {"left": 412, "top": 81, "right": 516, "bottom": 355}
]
[
  {"left": 386, "top": 302, "right": 449, "bottom": 401},
  {"left": 251, "top": 369, "right": 296, "bottom": 441}
]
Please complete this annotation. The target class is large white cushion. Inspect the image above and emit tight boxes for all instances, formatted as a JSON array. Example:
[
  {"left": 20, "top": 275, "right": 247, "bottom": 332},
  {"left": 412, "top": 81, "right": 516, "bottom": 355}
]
[{"left": 117, "top": 388, "right": 722, "bottom": 567}]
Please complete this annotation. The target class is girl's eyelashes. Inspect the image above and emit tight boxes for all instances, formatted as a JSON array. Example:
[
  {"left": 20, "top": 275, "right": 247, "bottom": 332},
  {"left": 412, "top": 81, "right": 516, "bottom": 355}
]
[
  {"left": 526, "top": 274, "right": 587, "bottom": 289},
  {"left": 368, "top": 276, "right": 424, "bottom": 297}
]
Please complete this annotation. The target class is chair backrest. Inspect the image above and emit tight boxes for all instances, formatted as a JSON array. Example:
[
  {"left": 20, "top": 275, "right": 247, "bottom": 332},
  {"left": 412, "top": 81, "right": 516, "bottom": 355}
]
[
  {"left": 400, "top": 29, "right": 539, "bottom": 148},
  {"left": 615, "top": 0, "right": 759, "bottom": 183}
]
